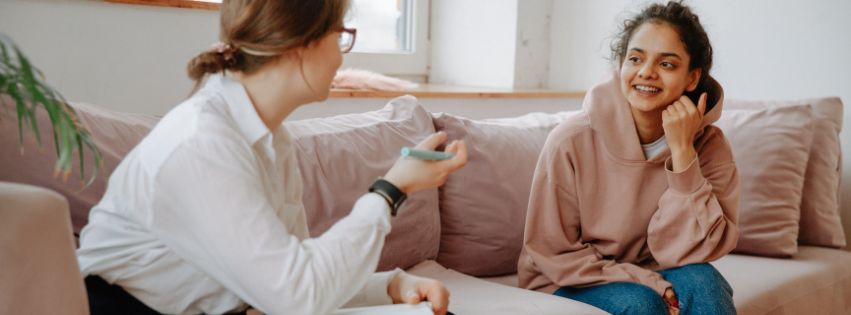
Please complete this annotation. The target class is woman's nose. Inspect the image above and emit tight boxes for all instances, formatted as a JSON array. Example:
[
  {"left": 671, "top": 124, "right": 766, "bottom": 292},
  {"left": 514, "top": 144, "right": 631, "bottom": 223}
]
[{"left": 638, "top": 64, "right": 655, "bottom": 79}]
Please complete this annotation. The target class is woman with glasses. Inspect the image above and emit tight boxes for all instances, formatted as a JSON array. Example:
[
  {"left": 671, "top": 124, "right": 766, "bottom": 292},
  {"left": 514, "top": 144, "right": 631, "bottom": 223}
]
[{"left": 76, "top": 1, "right": 466, "bottom": 314}]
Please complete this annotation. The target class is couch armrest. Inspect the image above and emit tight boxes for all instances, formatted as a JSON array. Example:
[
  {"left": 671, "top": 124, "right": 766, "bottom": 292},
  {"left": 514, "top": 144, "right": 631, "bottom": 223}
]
[{"left": 0, "top": 181, "right": 88, "bottom": 314}]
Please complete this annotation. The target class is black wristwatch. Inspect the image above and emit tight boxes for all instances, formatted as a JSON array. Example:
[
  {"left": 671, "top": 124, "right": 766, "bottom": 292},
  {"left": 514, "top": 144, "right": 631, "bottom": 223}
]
[{"left": 369, "top": 178, "right": 407, "bottom": 216}]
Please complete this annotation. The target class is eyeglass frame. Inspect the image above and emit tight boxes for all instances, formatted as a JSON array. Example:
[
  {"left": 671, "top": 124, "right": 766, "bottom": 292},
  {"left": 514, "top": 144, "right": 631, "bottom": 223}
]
[{"left": 339, "top": 27, "right": 357, "bottom": 53}]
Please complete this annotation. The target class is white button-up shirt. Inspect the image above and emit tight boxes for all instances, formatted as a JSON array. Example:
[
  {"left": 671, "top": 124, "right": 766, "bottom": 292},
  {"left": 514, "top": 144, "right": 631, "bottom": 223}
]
[{"left": 77, "top": 74, "right": 397, "bottom": 315}]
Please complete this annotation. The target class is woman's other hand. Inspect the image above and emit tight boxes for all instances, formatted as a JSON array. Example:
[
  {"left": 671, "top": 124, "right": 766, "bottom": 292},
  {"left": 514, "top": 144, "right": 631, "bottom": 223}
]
[
  {"left": 663, "top": 288, "right": 680, "bottom": 315},
  {"left": 388, "top": 271, "right": 450, "bottom": 315},
  {"left": 383, "top": 132, "right": 468, "bottom": 194}
]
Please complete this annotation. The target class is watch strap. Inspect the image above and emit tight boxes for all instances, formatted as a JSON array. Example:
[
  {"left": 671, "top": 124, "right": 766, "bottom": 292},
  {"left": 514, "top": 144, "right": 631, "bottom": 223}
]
[{"left": 368, "top": 178, "right": 407, "bottom": 216}]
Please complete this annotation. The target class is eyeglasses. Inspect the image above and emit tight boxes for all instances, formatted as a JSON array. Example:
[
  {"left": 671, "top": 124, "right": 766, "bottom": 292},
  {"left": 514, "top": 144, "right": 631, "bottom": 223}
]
[{"left": 339, "top": 27, "right": 357, "bottom": 53}]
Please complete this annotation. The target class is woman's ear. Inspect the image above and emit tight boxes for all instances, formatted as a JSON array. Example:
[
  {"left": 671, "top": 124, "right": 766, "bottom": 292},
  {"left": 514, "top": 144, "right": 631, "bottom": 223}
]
[
  {"left": 686, "top": 68, "right": 702, "bottom": 92},
  {"left": 277, "top": 48, "right": 305, "bottom": 67}
]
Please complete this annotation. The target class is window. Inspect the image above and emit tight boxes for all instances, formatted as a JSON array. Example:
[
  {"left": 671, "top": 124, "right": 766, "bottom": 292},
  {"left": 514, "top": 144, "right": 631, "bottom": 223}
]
[
  {"left": 107, "top": 0, "right": 430, "bottom": 78},
  {"left": 346, "top": 0, "right": 412, "bottom": 53},
  {"left": 342, "top": 0, "right": 429, "bottom": 79}
]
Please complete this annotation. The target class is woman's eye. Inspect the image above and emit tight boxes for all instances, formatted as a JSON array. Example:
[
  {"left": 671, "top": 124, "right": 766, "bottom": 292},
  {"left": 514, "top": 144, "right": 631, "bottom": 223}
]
[
  {"left": 628, "top": 56, "right": 640, "bottom": 64},
  {"left": 661, "top": 62, "right": 675, "bottom": 69}
]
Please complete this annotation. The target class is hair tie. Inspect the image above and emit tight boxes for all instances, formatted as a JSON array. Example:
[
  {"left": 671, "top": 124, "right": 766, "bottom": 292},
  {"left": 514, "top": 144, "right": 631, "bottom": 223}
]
[
  {"left": 211, "top": 42, "right": 235, "bottom": 62},
  {"left": 239, "top": 46, "right": 281, "bottom": 57}
]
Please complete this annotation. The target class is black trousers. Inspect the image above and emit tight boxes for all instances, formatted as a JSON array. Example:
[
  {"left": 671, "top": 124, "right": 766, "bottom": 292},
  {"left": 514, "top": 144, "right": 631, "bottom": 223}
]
[{"left": 85, "top": 275, "right": 247, "bottom": 315}]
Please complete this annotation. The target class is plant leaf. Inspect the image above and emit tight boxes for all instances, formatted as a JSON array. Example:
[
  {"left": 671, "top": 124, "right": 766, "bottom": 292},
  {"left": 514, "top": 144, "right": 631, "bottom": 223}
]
[
  {"left": 7, "top": 86, "right": 28, "bottom": 147},
  {"left": 1, "top": 33, "right": 102, "bottom": 186}
]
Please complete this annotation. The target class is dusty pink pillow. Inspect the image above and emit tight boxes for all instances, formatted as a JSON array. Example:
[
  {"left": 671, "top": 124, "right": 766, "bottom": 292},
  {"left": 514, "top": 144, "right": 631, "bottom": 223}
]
[
  {"left": 716, "top": 104, "right": 814, "bottom": 257},
  {"left": 432, "top": 111, "right": 574, "bottom": 276},
  {"left": 726, "top": 98, "right": 845, "bottom": 248},
  {"left": 286, "top": 95, "right": 440, "bottom": 271},
  {"left": 0, "top": 97, "right": 158, "bottom": 236}
]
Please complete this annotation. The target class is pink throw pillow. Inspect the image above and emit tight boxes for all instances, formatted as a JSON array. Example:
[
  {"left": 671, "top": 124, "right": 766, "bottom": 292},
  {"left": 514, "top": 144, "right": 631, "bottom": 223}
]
[
  {"left": 286, "top": 95, "right": 441, "bottom": 271},
  {"left": 715, "top": 104, "right": 814, "bottom": 257},
  {"left": 726, "top": 98, "right": 845, "bottom": 248},
  {"left": 0, "top": 98, "right": 158, "bottom": 235},
  {"left": 432, "top": 111, "right": 574, "bottom": 276}
]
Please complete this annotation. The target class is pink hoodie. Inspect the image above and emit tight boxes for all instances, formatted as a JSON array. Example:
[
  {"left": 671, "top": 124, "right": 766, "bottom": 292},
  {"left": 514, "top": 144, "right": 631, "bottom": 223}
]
[{"left": 517, "top": 71, "right": 739, "bottom": 296}]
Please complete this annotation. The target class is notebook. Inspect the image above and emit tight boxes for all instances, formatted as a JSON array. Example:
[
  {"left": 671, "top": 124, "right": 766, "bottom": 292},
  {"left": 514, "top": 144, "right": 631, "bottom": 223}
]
[{"left": 331, "top": 302, "right": 435, "bottom": 315}]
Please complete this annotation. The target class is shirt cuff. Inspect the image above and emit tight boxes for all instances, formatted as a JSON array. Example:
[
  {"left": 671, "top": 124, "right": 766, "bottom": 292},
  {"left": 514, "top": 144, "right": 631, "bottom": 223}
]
[
  {"left": 664, "top": 156, "right": 706, "bottom": 194},
  {"left": 349, "top": 193, "right": 393, "bottom": 232}
]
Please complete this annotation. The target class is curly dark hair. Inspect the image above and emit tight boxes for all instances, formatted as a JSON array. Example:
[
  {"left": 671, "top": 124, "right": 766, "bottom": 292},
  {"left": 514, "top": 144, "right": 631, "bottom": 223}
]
[{"left": 611, "top": 1, "right": 716, "bottom": 108}]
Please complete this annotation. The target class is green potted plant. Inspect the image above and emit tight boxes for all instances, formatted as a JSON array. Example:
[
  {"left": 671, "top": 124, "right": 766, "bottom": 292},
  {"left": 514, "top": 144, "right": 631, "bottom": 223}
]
[{"left": 1, "top": 33, "right": 101, "bottom": 186}]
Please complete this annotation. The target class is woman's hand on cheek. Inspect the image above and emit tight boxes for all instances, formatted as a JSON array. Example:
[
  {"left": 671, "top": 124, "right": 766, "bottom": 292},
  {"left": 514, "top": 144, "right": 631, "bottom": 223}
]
[
  {"left": 662, "top": 92, "right": 707, "bottom": 151},
  {"left": 388, "top": 272, "right": 450, "bottom": 315},
  {"left": 662, "top": 93, "right": 706, "bottom": 172}
]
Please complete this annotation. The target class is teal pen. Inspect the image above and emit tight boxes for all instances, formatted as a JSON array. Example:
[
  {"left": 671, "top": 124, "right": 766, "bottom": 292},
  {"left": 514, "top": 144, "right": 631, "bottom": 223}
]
[{"left": 400, "top": 147, "right": 454, "bottom": 160}]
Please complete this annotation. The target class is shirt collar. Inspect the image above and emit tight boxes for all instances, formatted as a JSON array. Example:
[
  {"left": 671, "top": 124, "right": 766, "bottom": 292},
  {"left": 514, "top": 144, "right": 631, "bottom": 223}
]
[{"left": 204, "top": 74, "right": 271, "bottom": 145}]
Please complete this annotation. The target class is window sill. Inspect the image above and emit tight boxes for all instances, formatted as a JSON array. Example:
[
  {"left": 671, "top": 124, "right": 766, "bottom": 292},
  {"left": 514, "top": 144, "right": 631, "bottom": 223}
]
[
  {"left": 330, "top": 84, "right": 585, "bottom": 99},
  {"left": 104, "top": 0, "right": 219, "bottom": 10}
]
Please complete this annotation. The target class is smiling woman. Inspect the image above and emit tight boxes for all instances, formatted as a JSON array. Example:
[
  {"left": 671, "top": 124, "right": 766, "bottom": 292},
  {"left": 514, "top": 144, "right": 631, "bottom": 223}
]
[{"left": 518, "top": 2, "right": 738, "bottom": 315}]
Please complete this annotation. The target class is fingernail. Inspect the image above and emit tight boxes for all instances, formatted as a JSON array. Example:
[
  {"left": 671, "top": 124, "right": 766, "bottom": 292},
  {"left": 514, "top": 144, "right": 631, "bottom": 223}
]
[{"left": 406, "top": 290, "right": 417, "bottom": 298}]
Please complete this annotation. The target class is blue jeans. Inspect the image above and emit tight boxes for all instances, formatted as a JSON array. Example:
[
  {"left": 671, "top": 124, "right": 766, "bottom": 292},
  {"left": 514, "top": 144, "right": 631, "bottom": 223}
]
[{"left": 553, "top": 263, "right": 735, "bottom": 315}]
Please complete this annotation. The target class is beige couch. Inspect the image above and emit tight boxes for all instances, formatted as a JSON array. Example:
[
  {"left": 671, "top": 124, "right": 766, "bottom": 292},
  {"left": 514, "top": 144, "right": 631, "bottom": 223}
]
[{"left": 1, "top": 95, "right": 849, "bottom": 314}]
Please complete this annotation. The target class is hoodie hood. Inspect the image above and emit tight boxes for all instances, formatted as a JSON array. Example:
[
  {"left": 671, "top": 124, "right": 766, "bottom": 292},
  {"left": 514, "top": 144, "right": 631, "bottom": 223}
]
[{"left": 582, "top": 69, "right": 725, "bottom": 161}]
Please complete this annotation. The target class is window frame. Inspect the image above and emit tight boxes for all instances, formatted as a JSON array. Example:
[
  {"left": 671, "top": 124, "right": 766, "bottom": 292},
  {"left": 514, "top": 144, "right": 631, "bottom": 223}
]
[
  {"left": 105, "top": 0, "right": 219, "bottom": 10},
  {"left": 107, "top": 0, "right": 430, "bottom": 78},
  {"left": 341, "top": 0, "right": 429, "bottom": 77}
]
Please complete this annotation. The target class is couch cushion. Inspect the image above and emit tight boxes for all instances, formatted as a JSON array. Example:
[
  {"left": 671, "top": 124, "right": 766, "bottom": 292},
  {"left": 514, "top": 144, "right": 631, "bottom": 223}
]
[
  {"left": 407, "top": 260, "right": 606, "bottom": 315},
  {"left": 286, "top": 95, "right": 440, "bottom": 271},
  {"left": 726, "top": 98, "right": 846, "bottom": 248},
  {"left": 713, "top": 246, "right": 851, "bottom": 315},
  {"left": 715, "top": 105, "right": 814, "bottom": 257},
  {"left": 480, "top": 247, "right": 851, "bottom": 315},
  {"left": 432, "top": 111, "right": 574, "bottom": 276},
  {"left": 0, "top": 98, "right": 158, "bottom": 235}
]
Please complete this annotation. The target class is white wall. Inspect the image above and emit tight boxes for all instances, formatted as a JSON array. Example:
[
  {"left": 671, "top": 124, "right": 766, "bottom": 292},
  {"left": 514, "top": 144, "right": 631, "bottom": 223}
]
[
  {"left": 549, "top": 0, "right": 642, "bottom": 90},
  {"left": 514, "top": 0, "right": 552, "bottom": 89},
  {"left": 430, "top": 0, "right": 553, "bottom": 89},
  {"left": 549, "top": 0, "right": 851, "bottom": 248},
  {"left": 429, "top": 0, "right": 518, "bottom": 88},
  {"left": 0, "top": 0, "right": 219, "bottom": 115}
]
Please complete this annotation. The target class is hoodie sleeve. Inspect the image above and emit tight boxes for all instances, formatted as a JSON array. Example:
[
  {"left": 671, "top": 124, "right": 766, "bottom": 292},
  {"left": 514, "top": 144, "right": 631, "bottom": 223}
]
[
  {"left": 647, "top": 127, "right": 740, "bottom": 268},
  {"left": 519, "top": 143, "right": 673, "bottom": 296}
]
